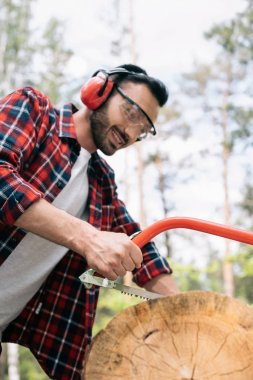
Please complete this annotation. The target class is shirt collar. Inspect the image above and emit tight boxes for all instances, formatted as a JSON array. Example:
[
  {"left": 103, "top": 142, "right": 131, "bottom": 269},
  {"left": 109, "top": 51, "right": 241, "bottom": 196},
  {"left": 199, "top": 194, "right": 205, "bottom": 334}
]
[{"left": 59, "top": 103, "right": 79, "bottom": 139}]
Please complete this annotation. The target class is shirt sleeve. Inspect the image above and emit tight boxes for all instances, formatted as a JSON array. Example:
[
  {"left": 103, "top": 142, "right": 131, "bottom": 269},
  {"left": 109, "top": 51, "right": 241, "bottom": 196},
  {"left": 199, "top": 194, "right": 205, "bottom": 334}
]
[
  {"left": 110, "top": 185, "right": 173, "bottom": 287},
  {"left": 0, "top": 88, "right": 44, "bottom": 225}
]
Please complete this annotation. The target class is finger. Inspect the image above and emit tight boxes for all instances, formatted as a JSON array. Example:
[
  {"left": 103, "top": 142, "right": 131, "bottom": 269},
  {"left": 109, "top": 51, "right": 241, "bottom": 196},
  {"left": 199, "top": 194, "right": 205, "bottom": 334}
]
[
  {"left": 95, "top": 266, "right": 118, "bottom": 281},
  {"left": 104, "top": 270, "right": 118, "bottom": 281},
  {"left": 106, "top": 271, "right": 119, "bottom": 281},
  {"left": 129, "top": 242, "right": 143, "bottom": 268},
  {"left": 102, "top": 264, "right": 126, "bottom": 279},
  {"left": 122, "top": 255, "right": 135, "bottom": 272},
  {"left": 114, "top": 265, "right": 127, "bottom": 278}
]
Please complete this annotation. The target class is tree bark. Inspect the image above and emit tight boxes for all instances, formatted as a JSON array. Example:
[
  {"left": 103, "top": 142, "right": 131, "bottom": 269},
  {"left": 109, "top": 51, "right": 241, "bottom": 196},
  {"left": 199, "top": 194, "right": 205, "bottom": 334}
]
[
  {"left": 154, "top": 153, "right": 172, "bottom": 257},
  {"left": 84, "top": 291, "right": 253, "bottom": 379},
  {"left": 7, "top": 343, "right": 20, "bottom": 380},
  {"left": 221, "top": 73, "right": 234, "bottom": 297}
]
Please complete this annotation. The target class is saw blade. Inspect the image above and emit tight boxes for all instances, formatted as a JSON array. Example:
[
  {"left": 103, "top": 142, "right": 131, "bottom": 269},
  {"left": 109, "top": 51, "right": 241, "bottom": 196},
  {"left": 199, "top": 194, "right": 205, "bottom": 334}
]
[
  {"left": 112, "top": 282, "right": 162, "bottom": 300},
  {"left": 79, "top": 270, "right": 162, "bottom": 300}
]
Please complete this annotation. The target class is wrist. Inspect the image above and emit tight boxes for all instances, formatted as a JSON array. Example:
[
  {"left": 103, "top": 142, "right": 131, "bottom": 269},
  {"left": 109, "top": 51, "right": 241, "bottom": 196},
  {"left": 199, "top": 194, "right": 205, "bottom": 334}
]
[{"left": 68, "top": 219, "right": 98, "bottom": 256}]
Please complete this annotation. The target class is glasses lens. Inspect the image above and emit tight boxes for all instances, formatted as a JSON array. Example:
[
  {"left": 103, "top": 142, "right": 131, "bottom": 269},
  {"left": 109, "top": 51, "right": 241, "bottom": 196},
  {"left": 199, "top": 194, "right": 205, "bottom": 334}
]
[
  {"left": 120, "top": 100, "right": 151, "bottom": 140},
  {"left": 137, "top": 128, "right": 148, "bottom": 141}
]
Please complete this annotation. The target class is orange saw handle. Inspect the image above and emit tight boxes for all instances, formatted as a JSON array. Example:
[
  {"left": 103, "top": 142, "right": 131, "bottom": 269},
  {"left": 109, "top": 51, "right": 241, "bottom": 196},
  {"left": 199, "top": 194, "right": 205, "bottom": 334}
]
[{"left": 132, "top": 217, "right": 253, "bottom": 249}]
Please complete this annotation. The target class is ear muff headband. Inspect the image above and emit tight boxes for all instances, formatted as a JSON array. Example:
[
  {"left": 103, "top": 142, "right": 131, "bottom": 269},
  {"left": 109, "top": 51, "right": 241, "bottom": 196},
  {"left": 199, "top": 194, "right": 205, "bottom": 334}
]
[{"left": 80, "top": 68, "right": 137, "bottom": 110}]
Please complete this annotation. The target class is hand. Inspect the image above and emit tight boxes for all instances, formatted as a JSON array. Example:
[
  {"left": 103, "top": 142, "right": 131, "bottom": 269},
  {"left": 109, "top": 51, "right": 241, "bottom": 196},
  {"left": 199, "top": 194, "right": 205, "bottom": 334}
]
[
  {"left": 14, "top": 199, "right": 142, "bottom": 280},
  {"left": 82, "top": 230, "right": 143, "bottom": 280}
]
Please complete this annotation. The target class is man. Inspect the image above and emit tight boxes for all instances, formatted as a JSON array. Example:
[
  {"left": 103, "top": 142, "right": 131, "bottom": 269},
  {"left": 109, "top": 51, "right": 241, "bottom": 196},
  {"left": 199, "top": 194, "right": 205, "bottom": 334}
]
[{"left": 0, "top": 64, "right": 178, "bottom": 379}]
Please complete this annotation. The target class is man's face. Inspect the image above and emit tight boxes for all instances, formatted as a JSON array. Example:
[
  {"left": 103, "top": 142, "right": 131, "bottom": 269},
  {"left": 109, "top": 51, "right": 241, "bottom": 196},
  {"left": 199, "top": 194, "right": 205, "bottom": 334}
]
[{"left": 90, "top": 82, "right": 159, "bottom": 156}]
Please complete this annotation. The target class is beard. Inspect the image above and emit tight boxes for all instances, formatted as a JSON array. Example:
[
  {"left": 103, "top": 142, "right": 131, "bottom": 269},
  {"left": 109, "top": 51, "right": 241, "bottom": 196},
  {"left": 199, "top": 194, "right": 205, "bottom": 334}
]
[{"left": 90, "top": 104, "right": 116, "bottom": 156}]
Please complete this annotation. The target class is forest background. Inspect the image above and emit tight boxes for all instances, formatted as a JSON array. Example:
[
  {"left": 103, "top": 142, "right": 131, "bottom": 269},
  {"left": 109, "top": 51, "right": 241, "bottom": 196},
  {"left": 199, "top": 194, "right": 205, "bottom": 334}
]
[{"left": 0, "top": 0, "right": 252, "bottom": 378}]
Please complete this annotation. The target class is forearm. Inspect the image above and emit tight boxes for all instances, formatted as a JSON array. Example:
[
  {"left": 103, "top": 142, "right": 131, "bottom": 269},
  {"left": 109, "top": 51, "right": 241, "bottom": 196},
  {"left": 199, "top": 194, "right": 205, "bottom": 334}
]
[
  {"left": 14, "top": 198, "right": 143, "bottom": 280},
  {"left": 144, "top": 273, "right": 180, "bottom": 296},
  {"left": 14, "top": 198, "right": 97, "bottom": 254}
]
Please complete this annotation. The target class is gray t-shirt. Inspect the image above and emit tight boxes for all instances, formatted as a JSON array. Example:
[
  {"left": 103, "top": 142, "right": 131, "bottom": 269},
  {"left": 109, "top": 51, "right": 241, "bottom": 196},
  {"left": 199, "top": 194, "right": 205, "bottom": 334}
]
[{"left": 0, "top": 148, "right": 91, "bottom": 334}]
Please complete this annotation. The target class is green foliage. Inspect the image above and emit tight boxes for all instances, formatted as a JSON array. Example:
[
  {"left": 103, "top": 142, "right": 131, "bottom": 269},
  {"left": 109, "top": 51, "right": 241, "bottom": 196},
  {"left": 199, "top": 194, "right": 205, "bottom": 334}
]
[
  {"left": 239, "top": 182, "right": 253, "bottom": 217},
  {"left": 37, "top": 18, "right": 73, "bottom": 103},
  {"left": 204, "top": 254, "right": 224, "bottom": 293},
  {"left": 0, "top": 0, "right": 73, "bottom": 101},
  {"left": 169, "top": 254, "right": 224, "bottom": 294},
  {"left": 235, "top": 274, "right": 253, "bottom": 303},
  {"left": 205, "top": 22, "right": 237, "bottom": 54},
  {"left": 234, "top": 247, "right": 253, "bottom": 303},
  {"left": 183, "top": 63, "right": 213, "bottom": 96},
  {"left": 230, "top": 107, "right": 253, "bottom": 144},
  {"left": 158, "top": 100, "right": 192, "bottom": 139},
  {"left": 170, "top": 260, "right": 204, "bottom": 292},
  {"left": 235, "top": 249, "right": 253, "bottom": 276},
  {"left": 19, "top": 347, "right": 48, "bottom": 380},
  {"left": 0, "top": 0, "right": 35, "bottom": 93},
  {"left": 0, "top": 344, "right": 48, "bottom": 380},
  {"left": 205, "top": 0, "right": 253, "bottom": 63},
  {"left": 234, "top": 173, "right": 253, "bottom": 303},
  {"left": 183, "top": 0, "right": 253, "bottom": 154}
]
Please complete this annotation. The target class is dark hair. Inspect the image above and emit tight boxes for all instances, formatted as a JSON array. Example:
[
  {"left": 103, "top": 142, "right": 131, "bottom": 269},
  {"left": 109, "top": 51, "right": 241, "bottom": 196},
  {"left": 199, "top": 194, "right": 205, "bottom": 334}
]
[{"left": 113, "top": 64, "right": 169, "bottom": 107}]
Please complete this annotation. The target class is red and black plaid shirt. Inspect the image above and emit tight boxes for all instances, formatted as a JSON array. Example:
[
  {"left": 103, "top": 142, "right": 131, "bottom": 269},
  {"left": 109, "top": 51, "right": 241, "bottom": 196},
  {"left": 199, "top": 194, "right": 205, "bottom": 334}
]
[{"left": 0, "top": 87, "right": 172, "bottom": 379}]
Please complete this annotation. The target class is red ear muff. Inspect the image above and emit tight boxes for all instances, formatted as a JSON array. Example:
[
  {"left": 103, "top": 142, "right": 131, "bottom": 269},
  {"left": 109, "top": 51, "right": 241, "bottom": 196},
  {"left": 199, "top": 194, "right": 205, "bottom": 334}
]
[
  {"left": 80, "top": 72, "right": 114, "bottom": 110},
  {"left": 80, "top": 68, "right": 134, "bottom": 110}
]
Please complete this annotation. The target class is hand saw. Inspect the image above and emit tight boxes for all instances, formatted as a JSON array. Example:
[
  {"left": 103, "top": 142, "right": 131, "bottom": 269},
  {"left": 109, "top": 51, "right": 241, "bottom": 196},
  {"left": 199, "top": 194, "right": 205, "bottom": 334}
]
[{"left": 79, "top": 216, "right": 253, "bottom": 300}]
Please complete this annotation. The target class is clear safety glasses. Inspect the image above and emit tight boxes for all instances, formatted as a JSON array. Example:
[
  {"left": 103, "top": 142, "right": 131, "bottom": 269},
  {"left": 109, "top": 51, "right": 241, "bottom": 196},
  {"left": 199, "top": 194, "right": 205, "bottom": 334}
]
[{"left": 116, "top": 86, "right": 156, "bottom": 141}]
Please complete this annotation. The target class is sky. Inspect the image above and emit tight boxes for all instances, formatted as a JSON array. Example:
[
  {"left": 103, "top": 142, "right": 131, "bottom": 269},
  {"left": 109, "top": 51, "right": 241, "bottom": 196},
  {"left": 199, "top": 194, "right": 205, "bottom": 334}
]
[
  {"left": 33, "top": 0, "right": 248, "bottom": 264},
  {"left": 33, "top": 0, "right": 245, "bottom": 77}
]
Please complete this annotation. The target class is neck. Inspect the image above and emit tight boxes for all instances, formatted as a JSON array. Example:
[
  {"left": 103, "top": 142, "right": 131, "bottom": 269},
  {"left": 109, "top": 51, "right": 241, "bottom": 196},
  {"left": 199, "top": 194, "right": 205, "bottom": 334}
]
[{"left": 73, "top": 109, "right": 97, "bottom": 153}]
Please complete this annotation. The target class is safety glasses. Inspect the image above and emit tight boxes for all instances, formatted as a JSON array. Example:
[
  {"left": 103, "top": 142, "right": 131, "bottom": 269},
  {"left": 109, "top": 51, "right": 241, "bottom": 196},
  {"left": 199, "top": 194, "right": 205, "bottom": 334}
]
[{"left": 115, "top": 86, "right": 156, "bottom": 141}]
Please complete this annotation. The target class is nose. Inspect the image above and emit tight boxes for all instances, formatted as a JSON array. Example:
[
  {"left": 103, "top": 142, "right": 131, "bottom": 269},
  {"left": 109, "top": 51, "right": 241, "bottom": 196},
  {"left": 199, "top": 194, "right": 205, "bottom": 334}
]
[{"left": 124, "top": 123, "right": 140, "bottom": 143}]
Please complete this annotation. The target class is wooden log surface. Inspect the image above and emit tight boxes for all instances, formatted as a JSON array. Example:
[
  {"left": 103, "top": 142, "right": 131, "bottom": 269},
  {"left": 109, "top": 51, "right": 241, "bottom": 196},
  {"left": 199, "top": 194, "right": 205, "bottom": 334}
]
[{"left": 84, "top": 291, "right": 253, "bottom": 380}]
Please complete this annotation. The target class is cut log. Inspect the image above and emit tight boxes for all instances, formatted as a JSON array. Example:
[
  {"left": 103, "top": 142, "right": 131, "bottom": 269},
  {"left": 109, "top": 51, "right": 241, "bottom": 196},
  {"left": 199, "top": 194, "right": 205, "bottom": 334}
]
[{"left": 84, "top": 291, "right": 253, "bottom": 380}]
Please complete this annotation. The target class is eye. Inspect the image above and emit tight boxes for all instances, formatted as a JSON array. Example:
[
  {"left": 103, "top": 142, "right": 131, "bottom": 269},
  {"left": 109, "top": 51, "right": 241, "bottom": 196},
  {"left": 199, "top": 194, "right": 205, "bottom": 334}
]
[
  {"left": 126, "top": 107, "right": 139, "bottom": 121},
  {"left": 121, "top": 104, "right": 130, "bottom": 118},
  {"left": 121, "top": 103, "right": 141, "bottom": 123}
]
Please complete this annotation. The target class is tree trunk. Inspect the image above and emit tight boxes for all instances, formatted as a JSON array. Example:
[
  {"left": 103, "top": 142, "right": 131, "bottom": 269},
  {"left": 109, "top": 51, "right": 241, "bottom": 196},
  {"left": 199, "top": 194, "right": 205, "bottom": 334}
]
[
  {"left": 154, "top": 153, "right": 172, "bottom": 257},
  {"left": 84, "top": 291, "right": 253, "bottom": 379},
  {"left": 135, "top": 143, "right": 147, "bottom": 228},
  {"left": 123, "top": 149, "right": 133, "bottom": 286},
  {"left": 221, "top": 78, "right": 234, "bottom": 297},
  {"left": 7, "top": 343, "right": 20, "bottom": 380}
]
